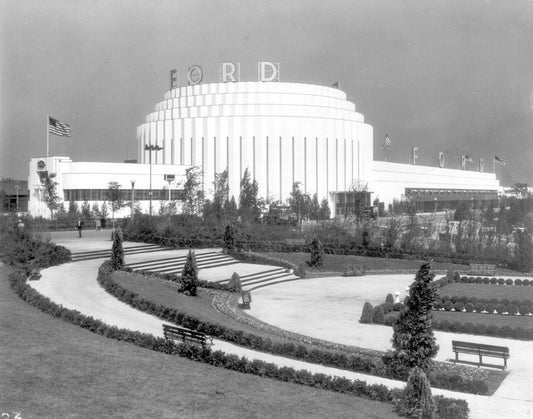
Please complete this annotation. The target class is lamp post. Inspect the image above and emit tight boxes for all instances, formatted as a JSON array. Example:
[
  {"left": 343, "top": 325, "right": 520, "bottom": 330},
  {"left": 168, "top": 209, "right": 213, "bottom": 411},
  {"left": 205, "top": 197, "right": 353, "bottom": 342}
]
[
  {"left": 14, "top": 184, "right": 20, "bottom": 213},
  {"left": 130, "top": 180, "right": 135, "bottom": 221},
  {"left": 434, "top": 197, "right": 437, "bottom": 215},
  {"left": 144, "top": 144, "right": 163, "bottom": 216}
]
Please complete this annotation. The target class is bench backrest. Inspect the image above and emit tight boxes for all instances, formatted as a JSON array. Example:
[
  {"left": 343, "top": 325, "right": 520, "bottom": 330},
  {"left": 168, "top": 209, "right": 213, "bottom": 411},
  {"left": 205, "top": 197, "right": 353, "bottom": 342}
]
[
  {"left": 452, "top": 340, "right": 509, "bottom": 355},
  {"left": 241, "top": 291, "right": 252, "bottom": 304},
  {"left": 163, "top": 324, "right": 206, "bottom": 341}
]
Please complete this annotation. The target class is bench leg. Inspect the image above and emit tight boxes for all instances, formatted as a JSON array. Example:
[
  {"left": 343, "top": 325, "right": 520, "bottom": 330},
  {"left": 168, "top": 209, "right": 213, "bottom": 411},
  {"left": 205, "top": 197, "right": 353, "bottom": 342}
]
[{"left": 454, "top": 352, "right": 458, "bottom": 364}]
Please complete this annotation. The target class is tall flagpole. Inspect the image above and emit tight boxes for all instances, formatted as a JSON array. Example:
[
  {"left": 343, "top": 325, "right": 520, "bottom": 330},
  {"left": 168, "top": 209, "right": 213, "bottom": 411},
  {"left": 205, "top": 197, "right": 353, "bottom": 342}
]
[{"left": 46, "top": 115, "right": 50, "bottom": 157}]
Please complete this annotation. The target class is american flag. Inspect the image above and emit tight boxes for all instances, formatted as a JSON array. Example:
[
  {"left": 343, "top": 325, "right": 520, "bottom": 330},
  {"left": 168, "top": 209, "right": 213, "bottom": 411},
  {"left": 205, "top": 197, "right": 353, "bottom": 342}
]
[
  {"left": 464, "top": 155, "right": 474, "bottom": 164},
  {"left": 383, "top": 134, "right": 391, "bottom": 151},
  {"left": 48, "top": 116, "right": 71, "bottom": 137},
  {"left": 494, "top": 155, "right": 506, "bottom": 166}
]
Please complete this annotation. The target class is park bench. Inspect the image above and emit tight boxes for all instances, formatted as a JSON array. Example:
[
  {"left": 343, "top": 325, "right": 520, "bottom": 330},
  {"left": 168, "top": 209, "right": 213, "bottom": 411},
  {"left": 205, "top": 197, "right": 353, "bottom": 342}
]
[
  {"left": 469, "top": 263, "right": 496, "bottom": 276},
  {"left": 452, "top": 340, "right": 509, "bottom": 370},
  {"left": 162, "top": 324, "right": 213, "bottom": 349},
  {"left": 27, "top": 269, "right": 42, "bottom": 281},
  {"left": 341, "top": 264, "right": 365, "bottom": 277},
  {"left": 239, "top": 290, "right": 252, "bottom": 309}
]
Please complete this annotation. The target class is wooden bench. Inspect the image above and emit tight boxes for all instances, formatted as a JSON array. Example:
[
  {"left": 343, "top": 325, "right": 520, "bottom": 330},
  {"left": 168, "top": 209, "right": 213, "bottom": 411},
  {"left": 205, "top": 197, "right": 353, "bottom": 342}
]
[
  {"left": 469, "top": 263, "right": 496, "bottom": 276},
  {"left": 452, "top": 340, "right": 509, "bottom": 370},
  {"left": 162, "top": 324, "right": 213, "bottom": 349}
]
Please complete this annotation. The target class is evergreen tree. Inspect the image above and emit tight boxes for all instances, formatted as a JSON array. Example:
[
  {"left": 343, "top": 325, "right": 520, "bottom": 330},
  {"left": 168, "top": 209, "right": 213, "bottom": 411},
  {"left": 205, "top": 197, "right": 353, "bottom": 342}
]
[
  {"left": 68, "top": 199, "right": 80, "bottom": 219},
  {"left": 239, "top": 168, "right": 261, "bottom": 222},
  {"left": 223, "top": 223, "right": 237, "bottom": 253},
  {"left": 360, "top": 302, "right": 374, "bottom": 323},
  {"left": 308, "top": 236, "right": 325, "bottom": 267},
  {"left": 41, "top": 172, "right": 60, "bottom": 219},
  {"left": 111, "top": 228, "right": 124, "bottom": 270},
  {"left": 310, "top": 193, "right": 320, "bottom": 220},
  {"left": 180, "top": 249, "right": 198, "bottom": 296},
  {"left": 228, "top": 272, "right": 242, "bottom": 292},
  {"left": 514, "top": 229, "right": 533, "bottom": 272},
  {"left": 100, "top": 202, "right": 109, "bottom": 218},
  {"left": 389, "top": 263, "right": 439, "bottom": 372},
  {"left": 395, "top": 367, "right": 437, "bottom": 418},
  {"left": 319, "top": 198, "right": 331, "bottom": 220},
  {"left": 183, "top": 167, "right": 204, "bottom": 215},
  {"left": 81, "top": 200, "right": 92, "bottom": 219}
]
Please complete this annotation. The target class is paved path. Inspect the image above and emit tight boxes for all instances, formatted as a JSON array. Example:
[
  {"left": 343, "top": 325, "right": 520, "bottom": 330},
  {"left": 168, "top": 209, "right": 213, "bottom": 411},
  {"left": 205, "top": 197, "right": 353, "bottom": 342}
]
[{"left": 28, "top": 232, "right": 533, "bottom": 418}]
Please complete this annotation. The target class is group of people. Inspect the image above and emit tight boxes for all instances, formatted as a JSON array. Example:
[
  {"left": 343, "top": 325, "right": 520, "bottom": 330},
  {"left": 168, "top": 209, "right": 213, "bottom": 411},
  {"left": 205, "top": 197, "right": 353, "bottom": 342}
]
[{"left": 76, "top": 218, "right": 106, "bottom": 238}]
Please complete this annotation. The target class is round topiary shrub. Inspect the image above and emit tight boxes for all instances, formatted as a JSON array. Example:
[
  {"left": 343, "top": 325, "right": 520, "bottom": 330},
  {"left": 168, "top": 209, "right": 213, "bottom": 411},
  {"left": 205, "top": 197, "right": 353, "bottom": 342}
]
[
  {"left": 437, "top": 320, "right": 450, "bottom": 331},
  {"left": 459, "top": 296, "right": 468, "bottom": 304},
  {"left": 393, "top": 302, "right": 403, "bottom": 311},
  {"left": 485, "top": 303, "right": 495, "bottom": 314},
  {"left": 500, "top": 325, "right": 513, "bottom": 338},
  {"left": 475, "top": 323, "right": 488, "bottom": 335},
  {"left": 444, "top": 301, "right": 454, "bottom": 311},
  {"left": 433, "top": 300, "right": 443, "bottom": 310},
  {"left": 497, "top": 278, "right": 504, "bottom": 285},
  {"left": 454, "top": 302, "right": 465, "bottom": 312},
  {"left": 527, "top": 328, "right": 533, "bottom": 340},
  {"left": 482, "top": 277, "right": 490, "bottom": 284},
  {"left": 463, "top": 322, "right": 476, "bottom": 333},
  {"left": 475, "top": 276, "right": 483, "bottom": 284},
  {"left": 500, "top": 299, "right": 510, "bottom": 306},
  {"left": 523, "top": 279, "right": 530, "bottom": 286},
  {"left": 475, "top": 302, "right": 486, "bottom": 313},
  {"left": 383, "top": 316, "right": 396, "bottom": 326},
  {"left": 386, "top": 293, "right": 395, "bottom": 305},
  {"left": 511, "top": 300, "right": 521, "bottom": 307},
  {"left": 360, "top": 302, "right": 374, "bottom": 323},
  {"left": 490, "top": 277, "right": 498, "bottom": 285},
  {"left": 515, "top": 279, "right": 523, "bottom": 286},
  {"left": 465, "top": 302, "right": 475, "bottom": 313},
  {"left": 383, "top": 302, "right": 394, "bottom": 314},
  {"left": 450, "top": 321, "right": 462, "bottom": 332},
  {"left": 450, "top": 295, "right": 460, "bottom": 303},
  {"left": 454, "top": 272, "right": 461, "bottom": 282},
  {"left": 496, "top": 304, "right": 506, "bottom": 314},
  {"left": 469, "top": 297, "right": 478, "bottom": 305},
  {"left": 460, "top": 276, "right": 468, "bottom": 283},
  {"left": 373, "top": 306, "right": 385, "bottom": 324},
  {"left": 505, "top": 278, "right": 513, "bottom": 286},
  {"left": 513, "top": 327, "right": 528, "bottom": 339},
  {"left": 519, "top": 305, "right": 531, "bottom": 316},
  {"left": 486, "top": 324, "right": 499, "bottom": 336},
  {"left": 507, "top": 304, "right": 518, "bottom": 316}
]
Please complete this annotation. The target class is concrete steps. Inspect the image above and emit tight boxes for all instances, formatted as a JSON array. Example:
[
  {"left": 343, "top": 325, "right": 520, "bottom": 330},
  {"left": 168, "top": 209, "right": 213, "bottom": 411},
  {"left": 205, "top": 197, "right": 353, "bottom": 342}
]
[{"left": 71, "top": 244, "right": 167, "bottom": 262}]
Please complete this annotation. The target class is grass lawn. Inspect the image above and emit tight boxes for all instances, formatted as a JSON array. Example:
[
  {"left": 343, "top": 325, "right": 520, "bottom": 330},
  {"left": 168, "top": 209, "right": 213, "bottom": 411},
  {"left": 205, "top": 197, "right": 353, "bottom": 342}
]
[
  {"left": 0, "top": 266, "right": 400, "bottom": 419},
  {"left": 438, "top": 283, "right": 533, "bottom": 303},
  {"left": 261, "top": 251, "right": 472, "bottom": 274}
]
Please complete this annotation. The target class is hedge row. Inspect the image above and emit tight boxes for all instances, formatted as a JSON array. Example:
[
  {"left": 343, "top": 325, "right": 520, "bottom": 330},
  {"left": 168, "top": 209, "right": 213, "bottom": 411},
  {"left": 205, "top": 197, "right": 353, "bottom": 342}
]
[
  {"left": 455, "top": 275, "right": 533, "bottom": 286},
  {"left": 7, "top": 271, "right": 408, "bottom": 409},
  {"left": 435, "top": 299, "right": 533, "bottom": 316},
  {"left": 101, "top": 262, "right": 487, "bottom": 396},
  {"left": 364, "top": 300, "right": 533, "bottom": 341}
]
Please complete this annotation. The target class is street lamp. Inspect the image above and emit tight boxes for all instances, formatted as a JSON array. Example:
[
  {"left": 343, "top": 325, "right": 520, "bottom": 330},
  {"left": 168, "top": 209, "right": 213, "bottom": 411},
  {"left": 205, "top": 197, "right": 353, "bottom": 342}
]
[
  {"left": 434, "top": 197, "right": 437, "bottom": 215},
  {"left": 144, "top": 144, "right": 163, "bottom": 216},
  {"left": 130, "top": 180, "right": 135, "bottom": 221}
]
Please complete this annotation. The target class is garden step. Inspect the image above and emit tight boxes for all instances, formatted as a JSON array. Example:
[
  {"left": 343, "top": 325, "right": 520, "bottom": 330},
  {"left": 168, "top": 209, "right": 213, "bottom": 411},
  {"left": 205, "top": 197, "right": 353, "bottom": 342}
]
[
  {"left": 240, "top": 272, "right": 296, "bottom": 287},
  {"left": 213, "top": 267, "right": 287, "bottom": 284},
  {"left": 71, "top": 245, "right": 165, "bottom": 261},
  {"left": 247, "top": 276, "right": 303, "bottom": 291},
  {"left": 125, "top": 252, "right": 227, "bottom": 269},
  {"left": 144, "top": 258, "right": 238, "bottom": 273}
]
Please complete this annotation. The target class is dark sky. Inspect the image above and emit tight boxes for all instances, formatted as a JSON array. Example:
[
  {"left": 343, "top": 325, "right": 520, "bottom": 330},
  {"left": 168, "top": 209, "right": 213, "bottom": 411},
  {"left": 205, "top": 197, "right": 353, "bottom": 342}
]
[{"left": 1, "top": 0, "right": 532, "bottom": 186}]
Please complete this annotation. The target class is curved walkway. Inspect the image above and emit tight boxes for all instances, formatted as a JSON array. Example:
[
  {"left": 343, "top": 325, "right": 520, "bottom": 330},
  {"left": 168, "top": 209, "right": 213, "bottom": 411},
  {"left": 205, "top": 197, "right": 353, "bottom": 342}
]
[{"left": 29, "top": 232, "right": 533, "bottom": 418}]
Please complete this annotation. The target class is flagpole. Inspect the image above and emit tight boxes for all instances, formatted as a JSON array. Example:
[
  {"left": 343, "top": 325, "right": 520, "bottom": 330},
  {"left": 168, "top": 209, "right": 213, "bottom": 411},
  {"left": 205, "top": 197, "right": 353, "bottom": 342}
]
[{"left": 46, "top": 115, "right": 50, "bottom": 157}]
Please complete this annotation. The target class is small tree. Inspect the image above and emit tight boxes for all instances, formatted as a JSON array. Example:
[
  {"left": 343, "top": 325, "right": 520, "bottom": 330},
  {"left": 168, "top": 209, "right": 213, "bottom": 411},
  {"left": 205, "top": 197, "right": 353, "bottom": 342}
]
[
  {"left": 513, "top": 229, "right": 533, "bottom": 272},
  {"left": 238, "top": 168, "right": 261, "bottom": 222},
  {"left": 360, "top": 302, "right": 374, "bottom": 323},
  {"left": 180, "top": 249, "right": 198, "bottom": 296},
  {"left": 228, "top": 272, "right": 242, "bottom": 292},
  {"left": 41, "top": 172, "right": 60, "bottom": 219},
  {"left": 107, "top": 181, "right": 125, "bottom": 221},
  {"left": 223, "top": 223, "right": 237, "bottom": 253},
  {"left": 319, "top": 198, "right": 331, "bottom": 220},
  {"left": 308, "top": 236, "right": 324, "bottom": 267},
  {"left": 395, "top": 367, "right": 437, "bottom": 418},
  {"left": 183, "top": 167, "right": 203, "bottom": 215},
  {"left": 111, "top": 228, "right": 124, "bottom": 270},
  {"left": 387, "top": 263, "right": 439, "bottom": 374},
  {"left": 91, "top": 202, "right": 101, "bottom": 218}
]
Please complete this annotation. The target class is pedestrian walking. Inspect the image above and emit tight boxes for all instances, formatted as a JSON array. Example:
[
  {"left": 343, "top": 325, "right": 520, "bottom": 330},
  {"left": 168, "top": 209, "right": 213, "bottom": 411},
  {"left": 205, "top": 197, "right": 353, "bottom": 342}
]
[
  {"left": 77, "top": 218, "right": 84, "bottom": 238},
  {"left": 95, "top": 218, "right": 101, "bottom": 231}
]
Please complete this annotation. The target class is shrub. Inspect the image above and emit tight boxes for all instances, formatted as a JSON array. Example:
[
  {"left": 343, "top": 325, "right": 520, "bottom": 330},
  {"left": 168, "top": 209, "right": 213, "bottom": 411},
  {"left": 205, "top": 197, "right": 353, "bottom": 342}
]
[
  {"left": 223, "top": 223, "right": 237, "bottom": 253},
  {"left": 228, "top": 272, "right": 242, "bottom": 292},
  {"left": 500, "top": 298, "right": 510, "bottom": 306},
  {"left": 475, "top": 276, "right": 482, "bottom": 284},
  {"left": 436, "top": 320, "right": 450, "bottom": 331},
  {"left": 449, "top": 321, "right": 462, "bottom": 332},
  {"left": 496, "top": 304, "right": 506, "bottom": 314},
  {"left": 179, "top": 249, "right": 198, "bottom": 296},
  {"left": 383, "top": 302, "right": 394, "bottom": 314},
  {"left": 490, "top": 277, "right": 498, "bottom": 285},
  {"left": 463, "top": 322, "right": 476, "bottom": 334},
  {"left": 486, "top": 325, "right": 499, "bottom": 335},
  {"left": 464, "top": 303, "right": 474, "bottom": 313},
  {"left": 453, "top": 272, "right": 461, "bottom": 282},
  {"left": 453, "top": 302, "right": 464, "bottom": 312},
  {"left": 444, "top": 301, "right": 454, "bottom": 311},
  {"left": 474, "top": 303, "right": 485, "bottom": 313},
  {"left": 393, "top": 302, "right": 403, "bottom": 311},
  {"left": 360, "top": 302, "right": 374, "bottom": 323},
  {"left": 475, "top": 324, "right": 488, "bottom": 335},
  {"left": 295, "top": 262, "right": 306, "bottom": 278},
  {"left": 500, "top": 326, "right": 513, "bottom": 338},
  {"left": 458, "top": 296, "right": 468, "bottom": 304},
  {"left": 505, "top": 278, "right": 513, "bottom": 286},
  {"left": 515, "top": 279, "right": 523, "bottom": 286},
  {"left": 308, "top": 237, "right": 325, "bottom": 268},
  {"left": 482, "top": 277, "right": 490, "bottom": 284},
  {"left": 395, "top": 367, "right": 436, "bottom": 418},
  {"left": 513, "top": 327, "right": 528, "bottom": 339},
  {"left": 433, "top": 300, "right": 443, "bottom": 311},
  {"left": 523, "top": 279, "right": 530, "bottom": 286},
  {"left": 460, "top": 276, "right": 468, "bottom": 283},
  {"left": 507, "top": 304, "right": 518, "bottom": 316},
  {"left": 485, "top": 303, "right": 495, "bottom": 314},
  {"left": 498, "top": 278, "right": 505, "bottom": 285},
  {"left": 385, "top": 293, "right": 395, "bottom": 305},
  {"left": 433, "top": 395, "right": 469, "bottom": 419},
  {"left": 373, "top": 307, "right": 385, "bottom": 324},
  {"left": 519, "top": 305, "right": 530, "bottom": 316}
]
